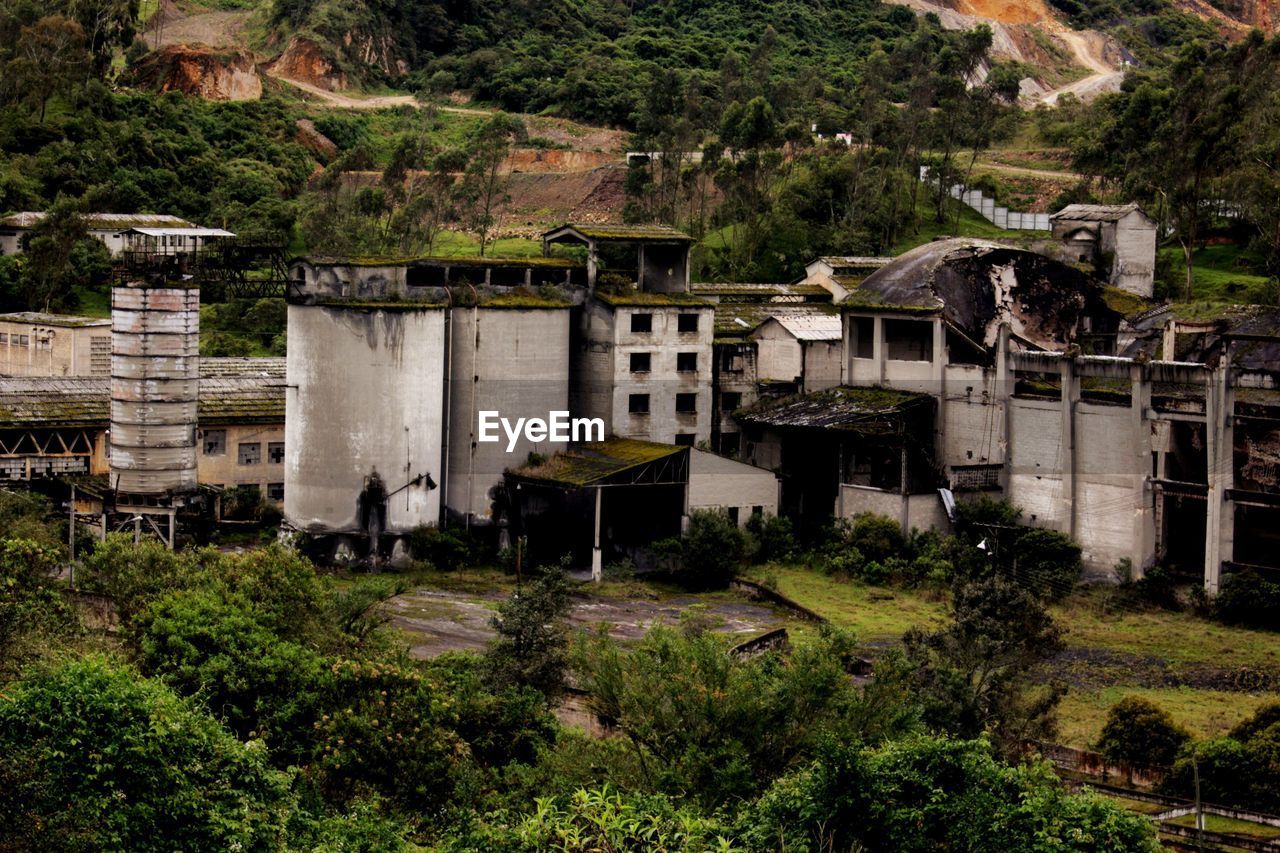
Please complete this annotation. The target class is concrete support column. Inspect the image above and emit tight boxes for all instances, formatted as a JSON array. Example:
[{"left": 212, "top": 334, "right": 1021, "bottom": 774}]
[
  {"left": 1203, "top": 361, "right": 1234, "bottom": 596},
  {"left": 932, "top": 319, "right": 946, "bottom": 457},
  {"left": 1131, "top": 362, "right": 1155, "bottom": 578},
  {"left": 1060, "top": 357, "right": 1079, "bottom": 539},
  {"left": 997, "top": 325, "right": 1012, "bottom": 494},
  {"left": 872, "top": 316, "right": 885, "bottom": 385},
  {"left": 591, "top": 486, "right": 603, "bottom": 583}
]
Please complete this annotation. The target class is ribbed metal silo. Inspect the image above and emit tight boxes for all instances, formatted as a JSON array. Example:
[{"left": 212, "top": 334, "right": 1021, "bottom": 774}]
[{"left": 109, "top": 281, "right": 200, "bottom": 495}]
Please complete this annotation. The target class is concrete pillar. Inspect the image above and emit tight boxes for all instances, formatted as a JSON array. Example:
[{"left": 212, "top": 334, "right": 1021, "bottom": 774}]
[
  {"left": 1060, "top": 357, "right": 1079, "bottom": 539},
  {"left": 873, "top": 316, "right": 885, "bottom": 385},
  {"left": 1203, "top": 360, "right": 1234, "bottom": 595},
  {"left": 1131, "top": 362, "right": 1155, "bottom": 578},
  {"left": 591, "top": 486, "right": 603, "bottom": 583}
]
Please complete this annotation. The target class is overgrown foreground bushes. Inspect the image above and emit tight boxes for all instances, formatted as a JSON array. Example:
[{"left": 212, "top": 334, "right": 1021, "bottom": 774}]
[{"left": 0, "top": 505, "right": 1157, "bottom": 849}]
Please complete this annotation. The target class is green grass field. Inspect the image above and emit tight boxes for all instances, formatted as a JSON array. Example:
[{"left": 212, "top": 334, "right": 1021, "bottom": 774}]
[{"left": 742, "top": 565, "right": 1277, "bottom": 749}]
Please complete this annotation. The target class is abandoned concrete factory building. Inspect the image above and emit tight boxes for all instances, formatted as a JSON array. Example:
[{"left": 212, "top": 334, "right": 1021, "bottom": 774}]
[
  {"left": 1, "top": 214, "right": 1273, "bottom": 593},
  {"left": 280, "top": 223, "right": 1279, "bottom": 594}
]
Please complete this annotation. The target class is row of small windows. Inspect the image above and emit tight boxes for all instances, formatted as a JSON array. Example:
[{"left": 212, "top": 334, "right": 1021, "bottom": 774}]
[
  {"left": 213, "top": 483, "right": 285, "bottom": 502},
  {"left": 628, "top": 393, "right": 699, "bottom": 414},
  {"left": 629, "top": 352, "right": 699, "bottom": 373},
  {"left": 0, "top": 333, "right": 31, "bottom": 346},
  {"left": 629, "top": 313, "right": 700, "bottom": 334},
  {"left": 203, "top": 430, "right": 284, "bottom": 465}
]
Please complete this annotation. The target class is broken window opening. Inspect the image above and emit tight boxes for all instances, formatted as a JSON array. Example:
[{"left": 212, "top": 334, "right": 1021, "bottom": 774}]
[
  {"left": 884, "top": 319, "right": 932, "bottom": 362},
  {"left": 203, "top": 429, "right": 226, "bottom": 456},
  {"left": 677, "top": 352, "right": 697, "bottom": 372},
  {"left": 630, "top": 313, "right": 653, "bottom": 333},
  {"left": 674, "top": 433, "right": 696, "bottom": 446},
  {"left": 676, "top": 393, "right": 697, "bottom": 414},
  {"left": 629, "top": 393, "right": 650, "bottom": 414},
  {"left": 851, "top": 316, "right": 874, "bottom": 359},
  {"left": 238, "top": 442, "right": 261, "bottom": 465},
  {"left": 677, "top": 313, "right": 699, "bottom": 333},
  {"left": 267, "top": 441, "right": 285, "bottom": 464},
  {"left": 630, "top": 352, "right": 651, "bottom": 373}
]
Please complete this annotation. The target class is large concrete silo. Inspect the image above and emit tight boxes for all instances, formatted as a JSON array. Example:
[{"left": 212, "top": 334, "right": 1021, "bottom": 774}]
[{"left": 109, "top": 281, "right": 200, "bottom": 495}]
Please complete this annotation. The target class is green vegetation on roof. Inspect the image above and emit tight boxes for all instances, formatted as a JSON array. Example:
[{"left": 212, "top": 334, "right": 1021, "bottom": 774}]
[
  {"left": 1102, "top": 287, "right": 1151, "bottom": 319},
  {"left": 314, "top": 300, "right": 447, "bottom": 310},
  {"left": 548, "top": 224, "right": 694, "bottom": 243},
  {"left": 300, "top": 255, "right": 581, "bottom": 269},
  {"left": 511, "top": 437, "right": 684, "bottom": 486},
  {"left": 478, "top": 291, "right": 574, "bottom": 309},
  {"left": 594, "top": 291, "right": 711, "bottom": 308}
]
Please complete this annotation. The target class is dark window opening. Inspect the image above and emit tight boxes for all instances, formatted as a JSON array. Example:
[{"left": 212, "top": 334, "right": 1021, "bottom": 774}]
[
  {"left": 677, "top": 313, "right": 699, "bottom": 333},
  {"left": 406, "top": 265, "right": 446, "bottom": 287},
  {"left": 884, "top": 319, "right": 933, "bottom": 362},
  {"left": 631, "top": 313, "right": 652, "bottom": 333},
  {"left": 268, "top": 442, "right": 285, "bottom": 464},
  {"left": 721, "top": 392, "right": 742, "bottom": 411},
  {"left": 752, "top": 505, "right": 763, "bottom": 517},
  {"left": 677, "top": 352, "right": 697, "bottom": 372},
  {"left": 629, "top": 393, "right": 650, "bottom": 414},
  {"left": 675, "top": 433, "right": 696, "bottom": 447},
  {"left": 630, "top": 352, "right": 651, "bottom": 373},
  {"left": 267, "top": 482, "right": 285, "bottom": 501},
  {"left": 727, "top": 506, "right": 739, "bottom": 524},
  {"left": 852, "top": 316, "right": 874, "bottom": 359},
  {"left": 203, "top": 429, "right": 226, "bottom": 456},
  {"left": 720, "top": 432, "right": 741, "bottom": 455},
  {"left": 676, "top": 393, "right": 697, "bottom": 414}
]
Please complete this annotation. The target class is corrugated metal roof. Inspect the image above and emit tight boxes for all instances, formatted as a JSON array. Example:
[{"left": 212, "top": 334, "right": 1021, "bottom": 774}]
[
  {"left": 736, "top": 386, "right": 930, "bottom": 431},
  {"left": 0, "top": 312, "right": 110, "bottom": 328},
  {"left": 817, "top": 256, "right": 895, "bottom": 268},
  {"left": 764, "top": 314, "right": 842, "bottom": 341},
  {"left": 128, "top": 227, "right": 235, "bottom": 237},
  {"left": 543, "top": 223, "right": 694, "bottom": 243},
  {"left": 691, "top": 282, "right": 829, "bottom": 299},
  {"left": 1050, "top": 203, "right": 1148, "bottom": 223},
  {"left": 0, "top": 359, "right": 285, "bottom": 428},
  {"left": 0, "top": 212, "right": 196, "bottom": 230},
  {"left": 713, "top": 303, "right": 838, "bottom": 336}
]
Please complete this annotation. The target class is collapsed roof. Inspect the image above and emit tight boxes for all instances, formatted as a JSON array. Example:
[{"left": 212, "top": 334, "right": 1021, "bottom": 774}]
[{"left": 847, "top": 238, "right": 1118, "bottom": 351}]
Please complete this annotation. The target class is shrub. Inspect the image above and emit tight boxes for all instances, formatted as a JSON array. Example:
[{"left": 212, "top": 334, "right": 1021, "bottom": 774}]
[
  {"left": 133, "top": 589, "right": 329, "bottom": 766},
  {"left": 0, "top": 538, "right": 73, "bottom": 676},
  {"left": 0, "top": 657, "right": 294, "bottom": 852},
  {"left": 407, "top": 524, "right": 474, "bottom": 570},
  {"left": 77, "top": 534, "right": 206, "bottom": 622},
  {"left": 1096, "top": 696, "right": 1190, "bottom": 768},
  {"left": 674, "top": 509, "right": 746, "bottom": 589},
  {"left": 485, "top": 567, "right": 572, "bottom": 698},
  {"left": 746, "top": 513, "right": 796, "bottom": 563},
  {"left": 1214, "top": 567, "right": 1280, "bottom": 630},
  {"left": 740, "top": 736, "right": 1159, "bottom": 852},
  {"left": 847, "top": 513, "right": 905, "bottom": 563}
]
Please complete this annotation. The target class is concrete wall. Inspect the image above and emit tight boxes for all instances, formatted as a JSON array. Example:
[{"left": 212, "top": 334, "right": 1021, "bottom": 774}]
[
  {"left": 1111, "top": 212, "right": 1157, "bottom": 298},
  {"left": 285, "top": 305, "right": 445, "bottom": 534},
  {"left": 197, "top": 423, "right": 286, "bottom": 500},
  {"left": 844, "top": 313, "right": 944, "bottom": 393},
  {"left": 577, "top": 299, "right": 714, "bottom": 444},
  {"left": 446, "top": 307, "right": 571, "bottom": 523},
  {"left": 688, "top": 449, "right": 778, "bottom": 523},
  {"left": 0, "top": 320, "right": 110, "bottom": 377}
]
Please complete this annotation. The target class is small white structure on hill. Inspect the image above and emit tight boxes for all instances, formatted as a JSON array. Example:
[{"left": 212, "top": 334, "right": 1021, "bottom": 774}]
[
  {"left": 0, "top": 212, "right": 214, "bottom": 257},
  {"left": 1050, "top": 203, "right": 1157, "bottom": 298}
]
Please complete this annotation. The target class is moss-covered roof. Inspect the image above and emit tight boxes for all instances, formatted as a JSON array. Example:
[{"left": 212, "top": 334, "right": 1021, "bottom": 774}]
[
  {"left": 593, "top": 291, "right": 711, "bottom": 308},
  {"left": 0, "top": 312, "right": 111, "bottom": 328},
  {"left": 0, "top": 362, "right": 285, "bottom": 428},
  {"left": 1101, "top": 287, "right": 1151, "bottom": 319},
  {"left": 313, "top": 299, "right": 447, "bottom": 310},
  {"left": 543, "top": 223, "right": 694, "bottom": 243},
  {"left": 510, "top": 437, "right": 685, "bottom": 486},
  {"left": 714, "top": 303, "right": 839, "bottom": 336},
  {"left": 690, "top": 282, "right": 830, "bottom": 299},
  {"left": 298, "top": 255, "right": 582, "bottom": 269},
  {"left": 478, "top": 291, "right": 574, "bottom": 309}
]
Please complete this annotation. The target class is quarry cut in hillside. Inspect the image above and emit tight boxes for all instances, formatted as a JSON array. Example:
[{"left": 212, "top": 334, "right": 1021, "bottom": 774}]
[{"left": 128, "top": 45, "right": 262, "bottom": 101}]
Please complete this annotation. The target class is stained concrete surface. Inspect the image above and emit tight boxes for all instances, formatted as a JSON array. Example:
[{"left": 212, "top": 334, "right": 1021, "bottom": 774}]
[{"left": 385, "top": 585, "right": 784, "bottom": 658}]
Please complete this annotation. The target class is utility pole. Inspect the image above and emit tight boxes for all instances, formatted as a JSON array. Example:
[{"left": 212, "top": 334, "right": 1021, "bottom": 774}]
[
  {"left": 68, "top": 484, "right": 75, "bottom": 589},
  {"left": 1193, "top": 751, "right": 1204, "bottom": 851}
]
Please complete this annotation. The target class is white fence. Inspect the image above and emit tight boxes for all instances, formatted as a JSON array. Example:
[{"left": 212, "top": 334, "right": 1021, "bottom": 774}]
[{"left": 919, "top": 166, "right": 1050, "bottom": 232}]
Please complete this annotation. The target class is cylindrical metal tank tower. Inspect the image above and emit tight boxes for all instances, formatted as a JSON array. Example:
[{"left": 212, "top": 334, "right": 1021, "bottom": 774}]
[{"left": 109, "top": 281, "right": 200, "bottom": 495}]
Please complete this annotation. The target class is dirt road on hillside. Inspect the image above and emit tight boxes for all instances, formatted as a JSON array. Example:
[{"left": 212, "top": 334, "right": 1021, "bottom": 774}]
[
  {"left": 1038, "top": 29, "right": 1124, "bottom": 106},
  {"left": 145, "top": 6, "right": 251, "bottom": 49}
]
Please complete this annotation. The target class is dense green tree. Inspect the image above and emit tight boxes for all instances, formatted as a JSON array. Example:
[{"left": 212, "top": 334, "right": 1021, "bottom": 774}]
[
  {"left": 1096, "top": 695, "right": 1191, "bottom": 767},
  {"left": 484, "top": 567, "right": 572, "bottom": 698}
]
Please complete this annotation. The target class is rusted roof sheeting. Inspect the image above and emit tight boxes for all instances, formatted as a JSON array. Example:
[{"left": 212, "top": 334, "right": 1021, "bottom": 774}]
[
  {"left": 0, "top": 361, "right": 285, "bottom": 428},
  {"left": 736, "top": 386, "right": 931, "bottom": 431}
]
